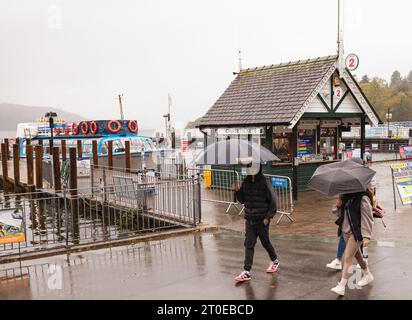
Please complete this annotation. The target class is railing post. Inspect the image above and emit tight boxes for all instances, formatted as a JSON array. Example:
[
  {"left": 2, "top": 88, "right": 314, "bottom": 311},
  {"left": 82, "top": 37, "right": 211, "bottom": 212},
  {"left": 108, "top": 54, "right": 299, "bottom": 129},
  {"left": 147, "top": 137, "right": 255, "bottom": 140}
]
[
  {"left": 196, "top": 173, "right": 202, "bottom": 224},
  {"left": 125, "top": 140, "right": 131, "bottom": 173},
  {"left": 13, "top": 143, "right": 20, "bottom": 186},
  {"left": 102, "top": 166, "right": 107, "bottom": 202},
  {"left": 1, "top": 143, "right": 8, "bottom": 180},
  {"left": 26, "top": 145, "right": 34, "bottom": 186},
  {"left": 108, "top": 140, "right": 113, "bottom": 169},
  {"left": 61, "top": 140, "right": 67, "bottom": 162},
  {"left": 53, "top": 146, "right": 62, "bottom": 192},
  {"left": 35, "top": 145, "right": 43, "bottom": 189},
  {"left": 64, "top": 188, "right": 69, "bottom": 247},
  {"left": 69, "top": 147, "right": 77, "bottom": 195}
]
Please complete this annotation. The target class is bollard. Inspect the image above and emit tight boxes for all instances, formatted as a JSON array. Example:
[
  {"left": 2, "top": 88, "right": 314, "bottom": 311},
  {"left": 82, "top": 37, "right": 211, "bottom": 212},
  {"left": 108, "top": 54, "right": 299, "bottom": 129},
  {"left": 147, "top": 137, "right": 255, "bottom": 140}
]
[
  {"left": 61, "top": 140, "right": 67, "bottom": 162},
  {"left": 69, "top": 147, "right": 77, "bottom": 195},
  {"left": 53, "top": 147, "right": 62, "bottom": 192},
  {"left": 26, "top": 145, "right": 34, "bottom": 186},
  {"left": 125, "top": 140, "right": 131, "bottom": 172},
  {"left": 4, "top": 138, "right": 10, "bottom": 160},
  {"left": 35, "top": 145, "right": 43, "bottom": 189},
  {"left": 13, "top": 144, "right": 20, "bottom": 186},
  {"left": 77, "top": 140, "right": 82, "bottom": 159},
  {"left": 92, "top": 140, "right": 98, "bottom": 167},
  {"left": 1, "top": 143, "right": 8, "bottom": 179},
  {"left": 108, "top": 140, "right": 113, "bottom": 169}
]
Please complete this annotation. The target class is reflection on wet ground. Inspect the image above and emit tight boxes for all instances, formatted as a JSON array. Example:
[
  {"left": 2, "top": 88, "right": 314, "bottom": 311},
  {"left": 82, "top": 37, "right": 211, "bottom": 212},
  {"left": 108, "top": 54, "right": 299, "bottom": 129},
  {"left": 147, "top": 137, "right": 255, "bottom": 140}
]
[
  {"left": 1, "top": 230, "right": 412, "bottom": 300},
  {"left": 202, "top": 162, "right": 412, "bottom": 244},
  {"left": 1, "top": 162, "right": 412, "bottom": 300}
]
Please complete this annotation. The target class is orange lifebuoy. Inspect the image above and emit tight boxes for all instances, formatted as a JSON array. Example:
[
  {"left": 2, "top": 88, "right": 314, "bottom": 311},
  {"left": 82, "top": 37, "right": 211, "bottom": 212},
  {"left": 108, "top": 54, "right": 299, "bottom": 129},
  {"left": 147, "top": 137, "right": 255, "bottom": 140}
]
[
  {"left": 108, "top": 120, "right": 121, "bottom": 133},
  {"left": 54, "top": 128, "right": 61, "bottom": 135},
  {"left": 72, "top": 123, "right": 79, "bottom": 135},
  {"left": 90, "top": 121, "right": 98, "bottom": 134},
  {"left": 128, "top": 120, "right": 138, "bottom": 133},
  {"left": 64, "top": 123, "right": 70, "bottom": 135},
  {"left": 81, "top": 121, "right": 89, "bottom": 134}
]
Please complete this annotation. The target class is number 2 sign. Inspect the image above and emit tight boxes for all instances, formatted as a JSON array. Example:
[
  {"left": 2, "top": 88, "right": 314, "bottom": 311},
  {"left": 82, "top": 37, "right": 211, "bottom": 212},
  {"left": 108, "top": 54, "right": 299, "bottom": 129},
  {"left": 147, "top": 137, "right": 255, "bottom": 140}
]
[
  {"left": 345, "top": 54, "right": 359, "bottom": 71},
  {"left": 334, "top": 87, "right": 343, "bottom": 100}
]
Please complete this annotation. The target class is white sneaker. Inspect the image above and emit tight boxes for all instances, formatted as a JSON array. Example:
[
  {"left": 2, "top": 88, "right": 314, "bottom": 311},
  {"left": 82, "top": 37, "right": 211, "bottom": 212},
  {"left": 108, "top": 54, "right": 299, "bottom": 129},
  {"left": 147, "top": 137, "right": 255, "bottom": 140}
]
[
  {"left": 326, "top": 258, "right": 342, "bottom": 270},
  {"left": 331, "top": 283, "right": 345, "bottom": 296},
  {"left": 357, "top": 272, "right": 374, "bottom": 287},
  {"left": 356, "top": 259, "right": 369, "bottom": 269}
]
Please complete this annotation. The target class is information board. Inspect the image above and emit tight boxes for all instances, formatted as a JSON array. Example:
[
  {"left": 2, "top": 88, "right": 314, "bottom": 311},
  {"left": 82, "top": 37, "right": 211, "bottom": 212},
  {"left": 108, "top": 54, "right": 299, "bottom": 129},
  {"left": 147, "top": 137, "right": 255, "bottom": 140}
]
[
  {"left": 399, "top": 146, "right": 412, "bottom": 160},
  {"left": 0, "top": 209, "right": 25, "bottom": 244},
  {"left": 391, "top": 162, "right": 412, "bottom": 205}
]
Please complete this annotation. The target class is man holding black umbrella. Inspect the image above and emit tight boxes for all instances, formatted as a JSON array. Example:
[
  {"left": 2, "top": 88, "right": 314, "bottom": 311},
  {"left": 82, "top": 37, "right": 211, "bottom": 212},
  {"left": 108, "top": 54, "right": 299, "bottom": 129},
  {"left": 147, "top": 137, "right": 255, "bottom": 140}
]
[
  {"left": 233, "top": 163, "right": 280, "bottom": 282},
  {"left": 194, "top": 138, "right": 280, "bottom": 282}
]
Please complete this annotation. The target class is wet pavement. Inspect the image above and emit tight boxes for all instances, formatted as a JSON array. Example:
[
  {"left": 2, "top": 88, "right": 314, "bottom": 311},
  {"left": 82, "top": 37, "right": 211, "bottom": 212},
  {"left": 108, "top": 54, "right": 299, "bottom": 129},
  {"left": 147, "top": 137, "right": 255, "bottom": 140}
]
[
  {"left": 1, "top": 161, "right": 412, "bottom": 300},
  {"left": 1, "top": 230, "right": 412, "bottom": 300},
  {"left": 202, "top": 162, "right": 412, "bottom": 245}
]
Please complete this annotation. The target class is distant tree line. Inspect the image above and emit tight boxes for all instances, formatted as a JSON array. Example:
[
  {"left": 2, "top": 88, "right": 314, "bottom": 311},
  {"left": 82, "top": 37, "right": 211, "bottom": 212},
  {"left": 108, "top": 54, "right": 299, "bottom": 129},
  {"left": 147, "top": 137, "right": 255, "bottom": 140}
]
[{"left": 358, "top": 70, "right": 412, "bottom": 122}]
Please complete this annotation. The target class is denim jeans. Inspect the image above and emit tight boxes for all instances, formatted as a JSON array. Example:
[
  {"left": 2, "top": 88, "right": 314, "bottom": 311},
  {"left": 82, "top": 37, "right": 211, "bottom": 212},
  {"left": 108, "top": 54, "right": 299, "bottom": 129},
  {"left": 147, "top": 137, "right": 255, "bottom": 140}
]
[{"left": 337, "top": 235, "right": 346, "bottom": 260}]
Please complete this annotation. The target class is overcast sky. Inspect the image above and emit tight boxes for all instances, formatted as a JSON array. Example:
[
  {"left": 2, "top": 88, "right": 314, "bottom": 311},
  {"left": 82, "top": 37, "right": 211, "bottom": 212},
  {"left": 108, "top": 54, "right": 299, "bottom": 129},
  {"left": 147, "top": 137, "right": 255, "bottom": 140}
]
[{"left": 0, "top": 0, "right": 410, "bottom": 131}]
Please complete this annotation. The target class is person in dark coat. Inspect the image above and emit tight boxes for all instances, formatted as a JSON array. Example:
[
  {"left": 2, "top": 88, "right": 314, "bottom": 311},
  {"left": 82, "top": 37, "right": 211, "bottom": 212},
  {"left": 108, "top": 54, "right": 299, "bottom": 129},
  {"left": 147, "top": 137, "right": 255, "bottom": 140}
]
[
  {"left": 233, "top": 163, "right": 279, "bottom": 282},
  {"left": 331, "top": 190, "right": 374, "bottom": 296}
]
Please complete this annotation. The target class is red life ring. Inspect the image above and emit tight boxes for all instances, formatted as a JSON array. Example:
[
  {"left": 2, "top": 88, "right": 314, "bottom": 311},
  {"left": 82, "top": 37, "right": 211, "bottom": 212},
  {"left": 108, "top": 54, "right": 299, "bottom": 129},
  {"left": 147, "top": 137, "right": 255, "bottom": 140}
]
[
  {"left": 108, "top": 120, "right": 121, "bottom": 133},
  {"left": 128, "top": 120, "right": 138, "bottom": 133},
  {"left": 81, "top": 121, "right": 89, "bottom": 134},
  {"left": 90, "top": 121, "right": 98, "bottom": 134},
  {"left": 64, "top": 123, "right": 70, "bottom": 135},
  {"left": 72, "top": 123, "right": 79, "bottom": 135},
  {"left": 54, "top": 128, "right": 61, "bottom": 135}
]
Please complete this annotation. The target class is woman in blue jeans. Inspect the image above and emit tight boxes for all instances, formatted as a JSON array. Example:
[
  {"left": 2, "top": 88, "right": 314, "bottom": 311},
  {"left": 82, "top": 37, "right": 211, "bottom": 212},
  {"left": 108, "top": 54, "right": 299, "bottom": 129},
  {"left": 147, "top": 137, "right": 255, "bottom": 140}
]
[
  {"left": 326, "top": 157, "right": 374, "bottom": 270},
  {"left": 326, "top": 198, "right": 346, "bottom": 270},
  {"left": 326, "top": 234, "right": 346, "bottom": 270}
]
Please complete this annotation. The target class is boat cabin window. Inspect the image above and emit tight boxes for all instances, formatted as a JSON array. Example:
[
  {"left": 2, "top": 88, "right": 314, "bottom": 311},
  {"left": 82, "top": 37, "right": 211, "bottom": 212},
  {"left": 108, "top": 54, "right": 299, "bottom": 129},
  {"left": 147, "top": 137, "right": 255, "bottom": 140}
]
[
  {"left": 130, "top": 138, "right": 145, "bottom": 151},
  {"left": 101, "top": 139, "right": 125, "bottom": 154},
  {"left": 130, "top": 138, "right": 155, "bottom": 152},
  {"left": 273, "top": 132, "right": 292, "bottom": 163},
  {"left": 81, "top": 139, "right": 93, "bottom": 155}
]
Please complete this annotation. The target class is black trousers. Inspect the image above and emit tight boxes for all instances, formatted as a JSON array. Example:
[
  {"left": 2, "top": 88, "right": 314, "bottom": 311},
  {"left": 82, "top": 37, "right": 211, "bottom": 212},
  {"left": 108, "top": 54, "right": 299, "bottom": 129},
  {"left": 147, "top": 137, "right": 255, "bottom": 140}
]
[{"left": 244, "top": 220, "right": 277, "bottom": 271}]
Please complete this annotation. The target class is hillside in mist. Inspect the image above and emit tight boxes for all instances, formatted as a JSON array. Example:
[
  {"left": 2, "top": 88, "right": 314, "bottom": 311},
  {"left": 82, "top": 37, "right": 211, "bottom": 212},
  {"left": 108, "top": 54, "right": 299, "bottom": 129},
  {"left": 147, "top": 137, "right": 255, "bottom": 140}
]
[{"left": 0, "top": 103, "right": 87, "bottom": 130}]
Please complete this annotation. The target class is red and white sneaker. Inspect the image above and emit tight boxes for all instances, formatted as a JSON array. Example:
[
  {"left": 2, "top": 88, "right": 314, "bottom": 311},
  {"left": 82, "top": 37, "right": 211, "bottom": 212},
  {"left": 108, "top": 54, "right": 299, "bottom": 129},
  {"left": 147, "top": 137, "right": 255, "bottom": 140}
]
[
  {"left": 266, "top": 260, "right": 280, "bottom": 273},
  {"left": 234, "top": 271, "right": 251, "bottom": 282}
]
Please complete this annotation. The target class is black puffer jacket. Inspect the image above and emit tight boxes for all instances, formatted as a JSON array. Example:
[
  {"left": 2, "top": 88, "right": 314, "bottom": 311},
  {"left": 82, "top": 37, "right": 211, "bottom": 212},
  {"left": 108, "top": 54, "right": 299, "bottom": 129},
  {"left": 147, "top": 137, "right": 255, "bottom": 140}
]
[{"left": 235, "top": 171, "right": 277, "bottom": 222}]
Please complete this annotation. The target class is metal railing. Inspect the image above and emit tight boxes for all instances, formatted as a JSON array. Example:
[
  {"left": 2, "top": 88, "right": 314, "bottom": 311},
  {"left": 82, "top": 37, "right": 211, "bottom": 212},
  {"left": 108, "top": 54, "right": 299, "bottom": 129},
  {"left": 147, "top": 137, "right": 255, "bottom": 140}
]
[
  {"left": 0, "top": 178, "right": 201, "bottom": 258},
  {"left": 237, "top": 173, "right": 294, "bottom": 224},
  {"left": 156, "top": 154, "right": 186, "bottom": 180},
  {"left": 187, "top": 168, "right": 241, "bottom": 213},
  {"left": 187, "top": 167, "right": 294, "bottom": 224},
  {"left": 89, "top": 165, "right": 158, "bottom": 191}
]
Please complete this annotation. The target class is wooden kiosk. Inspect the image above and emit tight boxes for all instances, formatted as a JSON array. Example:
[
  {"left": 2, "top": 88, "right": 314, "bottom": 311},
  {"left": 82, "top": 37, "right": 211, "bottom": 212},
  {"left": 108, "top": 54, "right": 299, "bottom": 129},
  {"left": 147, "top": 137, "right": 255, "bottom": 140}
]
[{"left": 198, "top": 56, "right": 381, "bottom": 200}]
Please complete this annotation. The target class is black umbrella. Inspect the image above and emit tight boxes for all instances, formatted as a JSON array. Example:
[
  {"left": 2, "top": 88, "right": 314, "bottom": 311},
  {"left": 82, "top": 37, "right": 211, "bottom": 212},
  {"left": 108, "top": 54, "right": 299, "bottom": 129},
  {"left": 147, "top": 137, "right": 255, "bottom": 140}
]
[{"left": 308, "top": 160, "right": 376, "bottom": 197}]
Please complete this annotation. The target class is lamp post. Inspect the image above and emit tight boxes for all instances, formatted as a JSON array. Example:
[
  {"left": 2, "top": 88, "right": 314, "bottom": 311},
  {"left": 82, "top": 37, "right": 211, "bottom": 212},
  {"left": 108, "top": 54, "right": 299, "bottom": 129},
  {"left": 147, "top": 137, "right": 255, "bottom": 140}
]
[
  {"left": 45, "top": 112, "right": 58, "bottom": 151},
  {"left": 386, "top": 108, "right": 392, "bottom": 139}
]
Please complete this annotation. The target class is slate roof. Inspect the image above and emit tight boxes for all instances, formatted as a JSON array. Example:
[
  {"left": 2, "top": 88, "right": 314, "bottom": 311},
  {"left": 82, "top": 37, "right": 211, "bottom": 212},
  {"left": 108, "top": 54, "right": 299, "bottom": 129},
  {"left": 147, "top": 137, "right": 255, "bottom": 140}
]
[{"left": 199, "top": 55, "right": 338, "bottom": 127}]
